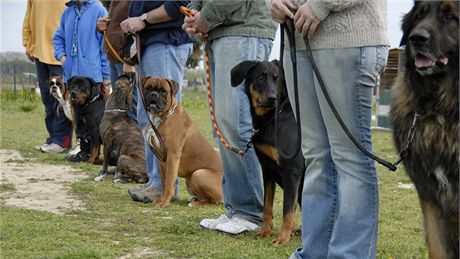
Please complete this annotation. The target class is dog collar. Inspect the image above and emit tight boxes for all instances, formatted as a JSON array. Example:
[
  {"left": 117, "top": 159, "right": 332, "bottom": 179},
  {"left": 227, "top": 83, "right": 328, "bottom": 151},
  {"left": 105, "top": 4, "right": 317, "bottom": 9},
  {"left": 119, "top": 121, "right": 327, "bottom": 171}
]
[
  {"left": 104, "top": 109, "right": 127, "bottom": 113},
  {"left": 151, "top": 103, "right": 178, "bottom": 127}
]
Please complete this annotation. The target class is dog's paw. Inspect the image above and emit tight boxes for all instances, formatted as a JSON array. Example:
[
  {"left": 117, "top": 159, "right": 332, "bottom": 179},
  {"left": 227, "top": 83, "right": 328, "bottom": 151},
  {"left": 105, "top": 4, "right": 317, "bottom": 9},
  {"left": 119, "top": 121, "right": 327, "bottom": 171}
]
[
  {"left": 271, "top": 233, "right": 291, "bottom": 245},
  {"left": 257, "top": 228, "right": 273, "bottom": 239},
  {"left": 155, "top": 198, "right": 170, "bottom": 208},
  {"left": 94, "top": 173, "right": 106, "bottom": 182}
]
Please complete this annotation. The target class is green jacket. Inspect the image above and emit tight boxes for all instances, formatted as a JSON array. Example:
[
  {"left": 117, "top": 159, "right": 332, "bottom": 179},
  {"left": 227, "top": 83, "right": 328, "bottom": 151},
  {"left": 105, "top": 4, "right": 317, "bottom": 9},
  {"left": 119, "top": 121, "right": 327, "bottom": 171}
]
[{"left": 189, "top": 0, "right": 276, "bottom": 41}]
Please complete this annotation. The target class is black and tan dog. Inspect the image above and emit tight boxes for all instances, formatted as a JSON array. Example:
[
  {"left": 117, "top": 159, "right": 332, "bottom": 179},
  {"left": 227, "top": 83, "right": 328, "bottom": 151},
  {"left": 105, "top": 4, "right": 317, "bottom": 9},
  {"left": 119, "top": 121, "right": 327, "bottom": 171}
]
[
  {"left": 142, "top": 76, "right": 223, "bottom": 208},
  {"left": 390, "top": 1, "right": 458, "bottom": 258},
  {"left": 95, "top": 75, "right": 147, "bottom": 183},
  {"left": 231, "top": 60, "right": 305, "bottom": 244},
  {"left": 67, "top": 76, "right": 106, "bottom": 164},
  {"left": 48, "top": 76, "right": 73, "bottom": 122}
]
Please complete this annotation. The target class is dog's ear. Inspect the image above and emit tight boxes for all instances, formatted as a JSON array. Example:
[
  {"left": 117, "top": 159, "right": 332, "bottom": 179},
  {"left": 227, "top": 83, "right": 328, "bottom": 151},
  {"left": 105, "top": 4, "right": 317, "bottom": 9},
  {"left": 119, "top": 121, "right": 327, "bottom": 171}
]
[
  {"left": 271, "top": 59, "right": 280, "bottom": 68},
  {"left": 67, "top": 76, "right": 77, "bottom": 87},
  {"left": 142, "top": 76, "right": 152, "bottom": 88},
  {"left": 230, "top": 60, "right": 258, "bottom": 87},
  {"left": 400, "top": 3, "right": 419, "bottom": 47},
  {"left": 166, "top": 79, "right": 179, "bottom": 96}
]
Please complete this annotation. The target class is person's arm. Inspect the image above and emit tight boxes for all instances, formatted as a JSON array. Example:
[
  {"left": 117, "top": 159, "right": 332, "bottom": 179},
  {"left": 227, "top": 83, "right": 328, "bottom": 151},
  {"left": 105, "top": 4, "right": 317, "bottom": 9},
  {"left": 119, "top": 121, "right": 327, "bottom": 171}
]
[
  {"left": 22, "top": 0, "right": 34, "bottom": 62},
  {"left": 188, "top": 1, "right": 202, "bottom": 12},
  {"left": 307, "top": 0, "right": 366, "bottom": 21},
  {"left": 53, "top": 12, "right": 67, "bottom": 64},
  {"left": 97, "top": 8, "right": 110, "bottom": 82},
  {"left": 199, "top": 0, "right": 245, "bottom": 30}
]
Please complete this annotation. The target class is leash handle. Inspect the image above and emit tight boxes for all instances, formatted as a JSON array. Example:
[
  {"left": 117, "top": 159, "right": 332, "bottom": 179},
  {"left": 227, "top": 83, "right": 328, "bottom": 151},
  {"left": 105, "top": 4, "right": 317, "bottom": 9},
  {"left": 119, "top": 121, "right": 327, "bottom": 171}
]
[
  {"left": 103, "top": 31, "right": 129, "bottom": 66},
  {"left": 180, "top": 6, "right": 194, "bottom": 17}
]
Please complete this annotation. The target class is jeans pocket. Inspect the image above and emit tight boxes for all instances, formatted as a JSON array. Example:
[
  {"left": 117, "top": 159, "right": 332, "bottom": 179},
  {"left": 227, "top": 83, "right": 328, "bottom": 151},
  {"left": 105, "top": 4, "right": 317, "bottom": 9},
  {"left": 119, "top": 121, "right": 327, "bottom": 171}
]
[{"left": 375, "top": 46, "right": 389, "bottom": 74}]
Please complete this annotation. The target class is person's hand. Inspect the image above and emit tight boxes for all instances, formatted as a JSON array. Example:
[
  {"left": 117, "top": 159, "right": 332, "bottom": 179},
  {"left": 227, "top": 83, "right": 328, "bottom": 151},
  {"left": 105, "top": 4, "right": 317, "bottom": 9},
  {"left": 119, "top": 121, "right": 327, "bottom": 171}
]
[
  {"left": 120, "top": 17, "right": 145, "bottom": 34},
  {"left": 97, "top": 17, "right": 111, "bottom": 33},
  {"left": 102, "top": 79, "right": 112, "bottom": 96},
  {"left": 182, "top": 10, "right": 209, "bottom": 40},
  {"left": 25, "top": 51, "right": 35, "bottom": 63},
  {"left": 60, "top": 56, "right": 67, "bottom": 66},
  {"left": 294, "top": 3, "right": 320, "bottom": 38},
  {"left": 122, "top": 64, "right": 136, "bottom": 75},
  {"left": 269, "top": 0, "right": 297, "bottom": 24}
]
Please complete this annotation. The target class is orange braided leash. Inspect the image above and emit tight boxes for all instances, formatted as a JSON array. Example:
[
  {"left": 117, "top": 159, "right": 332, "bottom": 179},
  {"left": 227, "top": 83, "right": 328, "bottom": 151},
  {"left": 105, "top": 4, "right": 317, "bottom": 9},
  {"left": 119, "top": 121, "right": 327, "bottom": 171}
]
[{"left": 181, "top": 7, "right": 245, "bottom": 156}]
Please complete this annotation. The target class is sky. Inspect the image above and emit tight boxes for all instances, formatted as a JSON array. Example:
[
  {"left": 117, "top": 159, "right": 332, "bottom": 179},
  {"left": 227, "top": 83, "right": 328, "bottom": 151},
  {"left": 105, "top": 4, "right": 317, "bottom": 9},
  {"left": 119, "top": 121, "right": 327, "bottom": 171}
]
[{"left": 0, "top": 0, "right": 413, "bottom": 57}]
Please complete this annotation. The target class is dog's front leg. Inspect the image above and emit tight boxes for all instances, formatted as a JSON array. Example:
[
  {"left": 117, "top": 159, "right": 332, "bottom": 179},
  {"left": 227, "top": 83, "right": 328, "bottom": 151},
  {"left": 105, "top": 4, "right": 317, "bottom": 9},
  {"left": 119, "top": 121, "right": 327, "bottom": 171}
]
[{"left": 155, "top": 155, "right": 180, "bottom": 208}]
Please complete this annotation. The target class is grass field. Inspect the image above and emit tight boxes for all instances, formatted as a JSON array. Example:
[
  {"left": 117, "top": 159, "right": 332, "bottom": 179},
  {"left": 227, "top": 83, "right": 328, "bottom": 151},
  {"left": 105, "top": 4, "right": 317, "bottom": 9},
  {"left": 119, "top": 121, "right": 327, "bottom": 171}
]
[{"left": 0, "top": 89, "right": 427, "bottom": 258}]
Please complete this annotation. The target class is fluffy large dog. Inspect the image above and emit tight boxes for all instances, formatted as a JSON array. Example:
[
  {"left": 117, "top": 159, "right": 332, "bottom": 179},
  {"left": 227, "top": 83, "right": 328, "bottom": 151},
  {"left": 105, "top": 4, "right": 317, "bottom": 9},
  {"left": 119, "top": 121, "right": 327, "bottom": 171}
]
[
  {"left": 96, "top": 75, "right": 147, "bottom": 183},
  {"left": 390, "top": 1, "right": 459, "bottom": 258},
  {"left": 68, "top": 76, "right": 106, "bottom": 164},
  {"left": 231, "top": 60, "right": 305, "bottom": 244},
  {"left": 142, "top": 76, "right": 223, "bottom": 208}
]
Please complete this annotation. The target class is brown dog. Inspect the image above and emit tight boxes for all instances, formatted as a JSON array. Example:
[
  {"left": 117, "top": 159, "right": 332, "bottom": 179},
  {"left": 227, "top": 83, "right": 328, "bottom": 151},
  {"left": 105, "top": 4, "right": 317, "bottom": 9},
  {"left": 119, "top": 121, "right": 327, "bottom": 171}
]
[
  {"left": 48, "top": 76, "right": 73, "bottom": 122},
  {"left": 96, "top": 75, "right": 148, "bottom": 184},
  {"left": 142, "top": 76, "right": 223, "bottom": 208}
]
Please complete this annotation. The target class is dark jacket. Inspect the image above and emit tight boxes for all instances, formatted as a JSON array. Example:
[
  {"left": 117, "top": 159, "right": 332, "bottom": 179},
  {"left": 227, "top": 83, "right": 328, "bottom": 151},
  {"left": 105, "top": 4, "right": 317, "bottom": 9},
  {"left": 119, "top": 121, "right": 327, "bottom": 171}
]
[
  {"left": 104, "top": 1, "right": 130, "bottom": 63},
  {"left": 129, "top": 1, "right": 193, "bottom": 47}
]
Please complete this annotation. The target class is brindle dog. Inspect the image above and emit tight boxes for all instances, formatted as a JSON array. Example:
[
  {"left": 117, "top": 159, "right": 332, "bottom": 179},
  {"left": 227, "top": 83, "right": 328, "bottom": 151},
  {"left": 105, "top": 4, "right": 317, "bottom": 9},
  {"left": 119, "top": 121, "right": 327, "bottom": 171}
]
[
  {"left": 390, "top": 1, "right": 459, "bottom": 258},
  {"left": 96, "top": 75, "right": 147, "bottom": 183},
  {"left": 231, "top": 60, "right": 305, "bottom": 244}
]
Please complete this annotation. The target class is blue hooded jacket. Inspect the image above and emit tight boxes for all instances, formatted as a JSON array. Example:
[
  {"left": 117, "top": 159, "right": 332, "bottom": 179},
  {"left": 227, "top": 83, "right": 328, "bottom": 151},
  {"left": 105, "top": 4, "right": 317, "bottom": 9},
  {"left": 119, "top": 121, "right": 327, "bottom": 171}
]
[
  {"left": 53, "top": 0, "right": 109, "bottom": 83},
  {"left": 129, "top": 1, "right": 193, "bottom": 47}
]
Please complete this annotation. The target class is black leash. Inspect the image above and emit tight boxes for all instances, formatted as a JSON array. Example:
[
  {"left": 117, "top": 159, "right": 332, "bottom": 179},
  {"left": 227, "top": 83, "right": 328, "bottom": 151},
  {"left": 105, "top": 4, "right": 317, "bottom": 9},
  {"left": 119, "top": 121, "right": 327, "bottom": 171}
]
[{"left": 280, "top": 19, "right": 415, "bottom": 171}]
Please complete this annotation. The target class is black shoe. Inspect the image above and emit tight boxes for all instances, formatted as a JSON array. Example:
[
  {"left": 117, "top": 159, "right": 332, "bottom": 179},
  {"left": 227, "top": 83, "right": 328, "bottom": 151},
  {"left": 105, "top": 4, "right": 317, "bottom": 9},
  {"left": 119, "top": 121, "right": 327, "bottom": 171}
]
[{"left": 65, "top": 151, "right": 90, "bottom": 163}]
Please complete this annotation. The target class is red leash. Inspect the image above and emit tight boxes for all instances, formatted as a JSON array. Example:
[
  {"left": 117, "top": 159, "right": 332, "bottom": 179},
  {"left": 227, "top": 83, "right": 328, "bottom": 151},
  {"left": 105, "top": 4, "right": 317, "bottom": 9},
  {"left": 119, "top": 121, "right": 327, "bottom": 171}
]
[{"left": 181, "top": 7, "right": 245, "bottom": 156}]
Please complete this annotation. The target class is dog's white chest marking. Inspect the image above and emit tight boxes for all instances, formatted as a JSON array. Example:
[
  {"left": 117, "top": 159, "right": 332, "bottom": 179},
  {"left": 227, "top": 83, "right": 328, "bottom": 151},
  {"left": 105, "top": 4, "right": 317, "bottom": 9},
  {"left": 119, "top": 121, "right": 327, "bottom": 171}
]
[{"left": 144, "top": 126, "right": 160, "bottom": 149}]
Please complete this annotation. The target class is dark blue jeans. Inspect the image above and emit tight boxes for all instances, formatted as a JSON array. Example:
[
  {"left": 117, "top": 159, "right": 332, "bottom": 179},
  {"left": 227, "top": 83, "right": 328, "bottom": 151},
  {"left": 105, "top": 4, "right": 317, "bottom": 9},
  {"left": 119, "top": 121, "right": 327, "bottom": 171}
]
[{"left": 35, "top": 59, "right": 72, "bottom": 147}]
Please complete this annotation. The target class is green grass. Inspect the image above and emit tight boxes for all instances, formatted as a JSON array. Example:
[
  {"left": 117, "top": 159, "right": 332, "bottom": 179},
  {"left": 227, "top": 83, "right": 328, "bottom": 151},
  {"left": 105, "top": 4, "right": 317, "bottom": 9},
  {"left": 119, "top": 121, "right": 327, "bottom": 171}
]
[
  {"left": 0, "top": 183, "right": 16, "bottom": 191},
  {"left": 0, "top": 89, "right": 427, "bottom": 258}
]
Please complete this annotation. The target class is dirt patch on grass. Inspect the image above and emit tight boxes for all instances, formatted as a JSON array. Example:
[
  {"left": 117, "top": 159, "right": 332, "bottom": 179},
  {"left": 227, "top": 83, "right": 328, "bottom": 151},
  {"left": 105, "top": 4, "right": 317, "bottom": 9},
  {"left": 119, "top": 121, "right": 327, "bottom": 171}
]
[{"left": 0, "top": 149, "right": 86, "bottom": 214}]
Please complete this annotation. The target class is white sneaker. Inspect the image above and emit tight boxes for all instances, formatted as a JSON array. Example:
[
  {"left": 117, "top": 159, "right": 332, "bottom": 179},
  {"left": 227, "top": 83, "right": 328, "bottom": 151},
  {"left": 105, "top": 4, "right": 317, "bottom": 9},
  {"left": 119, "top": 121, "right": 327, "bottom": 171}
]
[
  {"left": 34, "top": 143, "right": 48, "bottom": 151},
  {"left": 215, "top": 215, "right": 261, "bottom": 234},
  {"left": 200, "top": 214, "right": 231, "bottom": 230},
  {"left": 40, "top": 143, "right": 67, "bottom": 153}
]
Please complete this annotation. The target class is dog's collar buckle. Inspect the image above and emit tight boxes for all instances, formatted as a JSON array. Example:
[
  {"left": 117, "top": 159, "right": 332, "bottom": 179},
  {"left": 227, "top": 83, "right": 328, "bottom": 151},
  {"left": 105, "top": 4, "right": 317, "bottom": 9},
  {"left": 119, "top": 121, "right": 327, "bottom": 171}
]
[{"left": 104, "top": 109, "right": 127, "bottom": 113}]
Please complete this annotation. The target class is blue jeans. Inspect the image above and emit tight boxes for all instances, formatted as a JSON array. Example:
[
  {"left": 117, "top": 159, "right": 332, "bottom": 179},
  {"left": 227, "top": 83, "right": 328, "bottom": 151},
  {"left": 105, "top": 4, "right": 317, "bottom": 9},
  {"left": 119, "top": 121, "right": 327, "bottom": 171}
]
[
  {"left": 286, "top": 46, "right": 389, "bottom": 259},
  {"left": 208, "top": 36, "right": 272, "bottom": 223},
  {"left": 110, "top": 62, "right": 137, "bottom": 123},
  {"left": 136, "top": 43, "right": 193, "bottom": 192},
  {"left": 35, "top": 59, "right": 72, "bottom": 147}
]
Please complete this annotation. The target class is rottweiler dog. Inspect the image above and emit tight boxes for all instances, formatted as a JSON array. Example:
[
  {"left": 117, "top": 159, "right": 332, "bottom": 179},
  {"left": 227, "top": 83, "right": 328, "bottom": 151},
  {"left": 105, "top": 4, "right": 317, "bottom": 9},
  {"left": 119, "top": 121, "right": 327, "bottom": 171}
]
[
  {"left": 47, "top": 76, "right": 73, "bottom": 122},
  {"left": 142, "top": 76, "right": 223, "bottom": 208},
  {"left": 231, "top": 60, "right": 305, "bottom": 244},
  {"left": 67, "top": 76, "right": 106, "bottom": 164},
  {"left": 96, "top": 75, "right": 147, "bottom": 183},
  {"left": 390, "top": 1, "right": 459, "bottom": 258}
]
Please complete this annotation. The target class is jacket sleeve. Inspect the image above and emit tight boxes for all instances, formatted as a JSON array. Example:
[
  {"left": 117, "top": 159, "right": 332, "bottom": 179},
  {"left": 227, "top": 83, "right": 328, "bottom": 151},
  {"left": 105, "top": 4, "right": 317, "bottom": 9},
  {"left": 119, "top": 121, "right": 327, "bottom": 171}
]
[
  {"left": 53, "top": 11, "right": 66, "bottom": 61},
  {"left": 307, "top": 0, "right": 366, "bottom": 21},
  {"left": 188, "top": 0, "right": 202, "bottom": 11},
  {"left": 200, "top": 0, "right": 245, "bottom": 30},
  {"left": 98, "top": 8, "right": 110, "bottom": 81},
  {"left": 163, "top": 1, "right": 189, "bottom": 20},
  {"left": 22, "top": 0, "right": 32, "bottom": 48}
]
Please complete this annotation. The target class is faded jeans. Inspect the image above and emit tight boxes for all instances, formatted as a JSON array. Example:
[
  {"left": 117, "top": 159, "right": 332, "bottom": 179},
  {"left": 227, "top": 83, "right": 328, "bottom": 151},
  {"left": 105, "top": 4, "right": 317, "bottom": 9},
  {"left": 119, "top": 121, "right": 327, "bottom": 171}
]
[
  {"left": 286, "top": 46, "right": 389, "bottom": 259},
  {"left": 136, "top": 43, "right": 193, "bottom": 192},
  {"left": 208, "top": 36, "right": 272, "bottom": 223}
]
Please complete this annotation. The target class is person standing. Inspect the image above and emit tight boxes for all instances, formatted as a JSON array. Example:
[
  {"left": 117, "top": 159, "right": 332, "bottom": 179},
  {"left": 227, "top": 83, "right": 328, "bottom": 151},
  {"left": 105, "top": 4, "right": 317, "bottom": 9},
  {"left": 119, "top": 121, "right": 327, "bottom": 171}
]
[
  {"left": 183, "top": 1, "right": 277, "bottom": 234},
  {"left": 53, "top": 0, "right": 110, "bottom": 162},
  {"left": 22, "top": 0, "right": 72, "bottom": 153},
  {"left": 96, "top": 0, "right": 137, "bottom": 122},
  {"left": 121, "top": 1, "right": 193, "bottom": 203},
  {"left": 268, "top": 0, "right": 389, "bottom": 257}
]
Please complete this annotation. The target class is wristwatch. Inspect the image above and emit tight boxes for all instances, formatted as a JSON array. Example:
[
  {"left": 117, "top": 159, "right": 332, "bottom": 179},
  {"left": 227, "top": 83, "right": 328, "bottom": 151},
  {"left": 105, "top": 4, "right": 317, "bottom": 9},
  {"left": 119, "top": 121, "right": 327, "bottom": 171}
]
[{"left": 140, "top": 13, "right": 150, "bottom": 25}]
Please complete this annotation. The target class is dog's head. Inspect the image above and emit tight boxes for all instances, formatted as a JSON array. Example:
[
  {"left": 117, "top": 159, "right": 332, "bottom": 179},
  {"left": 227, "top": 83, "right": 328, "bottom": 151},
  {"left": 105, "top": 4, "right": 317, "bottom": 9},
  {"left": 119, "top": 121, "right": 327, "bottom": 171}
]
[
  {"left": 47, "top": 76, "right": 66, "bottom": 100},
  {"left": 67, "top": 76, "right": 99, "bottom": 106},
  {"left": 142, "top": 76, "right": 179, "bottom": 115},
  {"left": 231, "top": 60, "right": 283, "bottom": 116},
  {"left": 401, "top": 1, "right": 459, "bottom": 76},
  {"left": 108, "top": 75, "right": 134, "bottom": 109}
]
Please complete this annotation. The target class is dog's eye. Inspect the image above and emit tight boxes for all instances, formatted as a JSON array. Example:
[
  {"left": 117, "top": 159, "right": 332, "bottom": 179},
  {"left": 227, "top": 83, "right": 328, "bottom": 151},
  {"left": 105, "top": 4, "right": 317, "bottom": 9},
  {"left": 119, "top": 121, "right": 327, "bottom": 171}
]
[
  {"left": 258, "top": 76, "right": 265, "bottom": 81},
  {"left": 159, "top": 88, "right": 166, "bottom": 94},
  {"left": 273, "top": 75, "right": 279, "bottom": 82},
  {"left": 443, "top": 12, "right": 453, "bottom": 21}
]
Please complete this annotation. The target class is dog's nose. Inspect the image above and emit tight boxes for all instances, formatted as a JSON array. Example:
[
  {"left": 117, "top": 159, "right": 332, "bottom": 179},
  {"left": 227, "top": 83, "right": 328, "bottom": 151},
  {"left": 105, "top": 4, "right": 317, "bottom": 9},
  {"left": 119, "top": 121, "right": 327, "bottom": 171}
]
[{"left": 409, "top": 28, "right": 431, "bottom": 45}]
